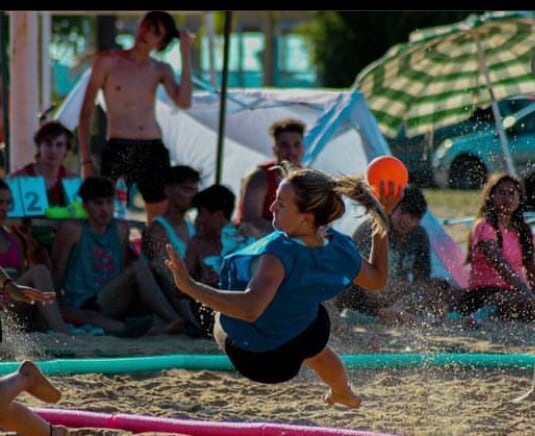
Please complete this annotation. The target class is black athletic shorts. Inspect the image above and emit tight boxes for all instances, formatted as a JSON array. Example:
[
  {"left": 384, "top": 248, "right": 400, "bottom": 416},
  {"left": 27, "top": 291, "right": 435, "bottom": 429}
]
[
  {"left": 101, "top": 138, "right": 171, "bottom": 204},
  {"left": 225, "top": 304, "right": 330, "bottom": 384}
]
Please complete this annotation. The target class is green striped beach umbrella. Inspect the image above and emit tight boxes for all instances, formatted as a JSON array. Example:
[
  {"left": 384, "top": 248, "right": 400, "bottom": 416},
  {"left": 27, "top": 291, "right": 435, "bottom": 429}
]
[{"left": 355, "top": 11, "right": 535, "bottom": 174}]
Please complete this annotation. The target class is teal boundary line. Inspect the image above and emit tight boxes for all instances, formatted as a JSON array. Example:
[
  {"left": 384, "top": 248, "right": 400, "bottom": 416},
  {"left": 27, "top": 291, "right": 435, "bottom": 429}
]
[{"left": 1, "top": 353, "right": 534, "bottom": 376}]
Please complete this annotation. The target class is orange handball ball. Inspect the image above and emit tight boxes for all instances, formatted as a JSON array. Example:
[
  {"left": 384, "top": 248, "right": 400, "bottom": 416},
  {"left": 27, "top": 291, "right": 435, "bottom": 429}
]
[{"left": 366, "top": 155, "right": 409, "bottom": 198}]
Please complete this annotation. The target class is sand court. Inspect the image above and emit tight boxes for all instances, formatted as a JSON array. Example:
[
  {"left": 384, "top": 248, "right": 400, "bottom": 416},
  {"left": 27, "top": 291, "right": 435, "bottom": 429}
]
[{"left": 2, "top": 314, "right": 535, "bottom": 435}]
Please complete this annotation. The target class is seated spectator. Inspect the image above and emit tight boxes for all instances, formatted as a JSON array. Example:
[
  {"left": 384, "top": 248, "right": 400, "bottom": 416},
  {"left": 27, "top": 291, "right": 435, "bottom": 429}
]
[
  {"left": 52, "top": 176, "right": 185, "bottom": 337},
  {"left": 141, "top": 165, "right": 201, "bottom": 333},
  {"left": 9, "top": 120, "right": 78, "bottom": 255},
  {"left": 0, "top": 179, "right": 71, "bottom": 334},
  {"left": 186, "top": 184, "right": 259, "bottom": 286},
  {"left": 454, "top": 173, "right": 535, "bottom": 321},
  {"left": 335, "top": 185, "right": 451, "bottom": 324},
  {"left": 236, "top": 118, "right": 306, "bottom": 236},
  {"left": 10, "top": 120, "right": 76, "bottom": 206},
  {"left": 185, "top": 184, "right": 259, "bottom": 337}
]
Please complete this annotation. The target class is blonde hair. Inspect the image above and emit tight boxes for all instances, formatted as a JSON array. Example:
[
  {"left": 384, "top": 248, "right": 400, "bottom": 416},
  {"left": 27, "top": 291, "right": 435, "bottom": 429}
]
[{"left": 278, "top": 162, "right": 389, "bottom": 236}]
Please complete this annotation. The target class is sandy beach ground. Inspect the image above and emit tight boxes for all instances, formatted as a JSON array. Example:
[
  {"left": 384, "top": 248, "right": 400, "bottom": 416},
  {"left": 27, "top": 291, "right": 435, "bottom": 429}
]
[{"left": 3, "top": 309, "right": 535, "bottom": 436}]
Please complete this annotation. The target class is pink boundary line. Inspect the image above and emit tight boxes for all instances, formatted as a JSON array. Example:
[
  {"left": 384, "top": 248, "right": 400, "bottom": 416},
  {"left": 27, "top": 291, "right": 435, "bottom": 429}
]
[{"left": 33, "top": 407, "right": 398, "bottom": 436}]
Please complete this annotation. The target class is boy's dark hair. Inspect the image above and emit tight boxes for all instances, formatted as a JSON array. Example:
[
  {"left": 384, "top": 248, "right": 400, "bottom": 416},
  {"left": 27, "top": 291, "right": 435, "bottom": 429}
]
[
  {"left": 269, "top": 118, "right": 306, "bottom": 140},
  {"left": 395, "top": 185, "right": 427, "bottom": 219},
  {"left": 143, "top": 10, "right": 179, "bottom": 51},
  {"left": 164, "top": 165, "right": 201, "bottom": 186},
  {"left": 34, "top": 120, "right": 74, "bottom": 150},
  {"left": 78, "top": 176, "right": 115, "bottom": 203},
  {"left": 192, "top": 184, "right": 236, "bottom": 220}
]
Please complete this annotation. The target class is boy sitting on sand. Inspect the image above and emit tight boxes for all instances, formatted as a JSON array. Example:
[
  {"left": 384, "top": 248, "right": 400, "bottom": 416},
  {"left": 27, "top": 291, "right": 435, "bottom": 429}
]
[
  {"left": 52, "top": 176, "right": 185, "bottom": 336},
  {"left": 184, "top": 184, "right": 259, "bottom": 337}
]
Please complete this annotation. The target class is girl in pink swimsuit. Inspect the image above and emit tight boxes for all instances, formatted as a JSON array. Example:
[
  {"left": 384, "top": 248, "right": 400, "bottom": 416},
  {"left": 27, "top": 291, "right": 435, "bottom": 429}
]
[
  {"left": 0, "top": 180, "right": 70, "bottom": 334},
  {"left": 455, "top": 173, "right": 535, "bottom": 320}
]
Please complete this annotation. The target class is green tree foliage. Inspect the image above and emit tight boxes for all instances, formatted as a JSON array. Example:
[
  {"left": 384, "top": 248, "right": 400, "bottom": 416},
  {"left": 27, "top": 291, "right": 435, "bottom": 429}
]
[
  {"left": 305, "top": 11, "right": 484, "bottom": 88},
  {"left": 51, "top": 15, "right": 95, "bottom": 60}
]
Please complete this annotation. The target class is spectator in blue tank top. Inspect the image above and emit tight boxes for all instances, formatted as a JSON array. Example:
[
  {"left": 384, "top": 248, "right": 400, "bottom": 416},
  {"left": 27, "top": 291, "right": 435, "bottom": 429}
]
[
  {"left": 165, "top": 162, "right": 401, "bottom": 409},
  {"left": 142, "top": 165, "right": 201, "bottom": 335},
  {"left": 184, "top": 183, "right": 260, "bottom": 338},
  {"left": 52, "top": 176, "right": 186, "bottom": 337}
]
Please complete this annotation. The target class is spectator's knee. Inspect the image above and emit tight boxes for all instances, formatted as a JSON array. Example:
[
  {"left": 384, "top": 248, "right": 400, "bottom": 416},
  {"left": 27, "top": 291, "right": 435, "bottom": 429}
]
[{"left": 28, "top": 263, "right": 52, "bottom": 280}]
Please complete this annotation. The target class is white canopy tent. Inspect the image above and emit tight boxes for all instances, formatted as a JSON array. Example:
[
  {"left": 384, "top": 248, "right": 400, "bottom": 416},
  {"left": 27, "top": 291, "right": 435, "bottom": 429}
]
[{"left": 55, "top": 73, "right": 469, "bottom": 288}]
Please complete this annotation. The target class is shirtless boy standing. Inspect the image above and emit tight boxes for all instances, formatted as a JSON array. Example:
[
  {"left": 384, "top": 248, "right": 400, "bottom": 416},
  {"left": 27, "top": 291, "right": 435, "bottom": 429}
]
[{"left": 78, "top": 10, "right": 195, "bottom": 222}]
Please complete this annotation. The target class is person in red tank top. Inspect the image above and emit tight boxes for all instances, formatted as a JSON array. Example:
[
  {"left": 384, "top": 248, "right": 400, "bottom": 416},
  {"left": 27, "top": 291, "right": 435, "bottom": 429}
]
[
  {"left": 236, "top": 118, "right": 306, "bottom": 236},
  {"left": 9, "top": 121, "right": 77, "bottom": 259}
]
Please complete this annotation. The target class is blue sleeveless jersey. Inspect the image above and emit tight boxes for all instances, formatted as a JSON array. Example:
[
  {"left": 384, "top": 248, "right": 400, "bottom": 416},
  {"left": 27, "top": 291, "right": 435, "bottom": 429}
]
[
  {"left": 152, "top": 215, "right": 195, "bottom": 258},
  {"left": 63, "top": 220, "right": 124, "bottom": 308},
  {"left": 219, "top": 229, "right": 361, "bottom": 352}
]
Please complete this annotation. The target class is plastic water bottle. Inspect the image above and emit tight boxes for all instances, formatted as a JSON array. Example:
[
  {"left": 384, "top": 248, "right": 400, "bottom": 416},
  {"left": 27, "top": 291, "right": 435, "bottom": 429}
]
[{"left": 114, "top": 177, "right": 128, "bottom": 219}]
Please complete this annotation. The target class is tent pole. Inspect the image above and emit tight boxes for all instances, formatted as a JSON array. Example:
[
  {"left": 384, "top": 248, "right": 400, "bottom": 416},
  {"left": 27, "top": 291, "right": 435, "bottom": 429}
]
[
  {"left": 215, "top": 11, "right": 232, "bottom": 185},
  {"left": 475, "top": 34, "right": 516, "bottom": 177}
]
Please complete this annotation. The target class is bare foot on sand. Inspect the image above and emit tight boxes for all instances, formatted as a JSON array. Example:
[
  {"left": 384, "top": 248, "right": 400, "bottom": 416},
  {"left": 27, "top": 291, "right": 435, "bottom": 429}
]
[
  {"left": 324, "top": 386, "right": 361, "bottom": 409},
  {"left": 19, "top": 360, "right": 61, "bottom": 403}
]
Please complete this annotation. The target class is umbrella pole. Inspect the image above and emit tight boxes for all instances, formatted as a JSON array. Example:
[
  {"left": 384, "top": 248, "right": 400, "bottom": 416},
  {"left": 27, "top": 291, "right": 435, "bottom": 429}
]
[{"left": 475, "top": 35, "right": 516, "bottom": 177}]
